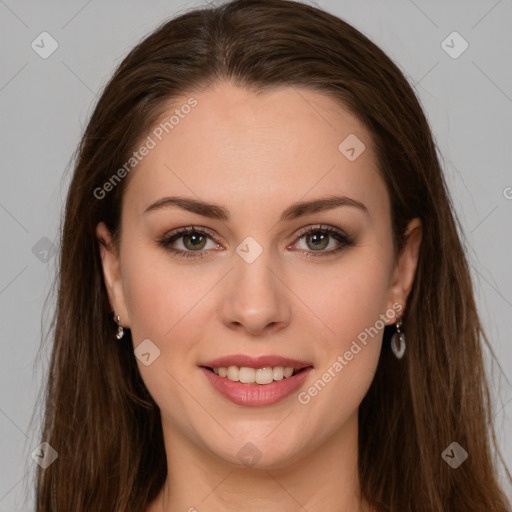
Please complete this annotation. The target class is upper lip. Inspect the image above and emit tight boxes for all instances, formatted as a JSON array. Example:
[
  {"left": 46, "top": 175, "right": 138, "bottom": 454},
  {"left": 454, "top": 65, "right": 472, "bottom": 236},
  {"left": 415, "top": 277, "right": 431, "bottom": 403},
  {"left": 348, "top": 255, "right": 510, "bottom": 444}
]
[{"left": 200, "top": 354, "right": 313, "bottom": 370}]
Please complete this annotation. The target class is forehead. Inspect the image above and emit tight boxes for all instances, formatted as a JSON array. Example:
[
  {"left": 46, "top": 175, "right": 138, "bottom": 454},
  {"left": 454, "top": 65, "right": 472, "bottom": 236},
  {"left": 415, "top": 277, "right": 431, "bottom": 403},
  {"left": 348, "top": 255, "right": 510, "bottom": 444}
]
[{"left": 122, "top": 82, "right": 389, "bottom": 222}]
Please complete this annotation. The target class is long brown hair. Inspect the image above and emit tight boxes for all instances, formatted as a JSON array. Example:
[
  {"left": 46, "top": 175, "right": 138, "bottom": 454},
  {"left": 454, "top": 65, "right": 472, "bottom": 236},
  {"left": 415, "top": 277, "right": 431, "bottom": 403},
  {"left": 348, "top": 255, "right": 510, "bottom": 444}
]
[{"left": 32, "top": 0, "right": 511, "bottom": 510}]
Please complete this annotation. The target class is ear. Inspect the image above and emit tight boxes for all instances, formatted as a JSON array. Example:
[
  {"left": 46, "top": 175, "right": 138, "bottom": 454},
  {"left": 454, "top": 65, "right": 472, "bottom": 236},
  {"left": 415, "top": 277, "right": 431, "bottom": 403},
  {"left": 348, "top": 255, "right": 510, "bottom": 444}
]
[
  {"left": 96, "top": 221, "right": 131, "bottom": 327},
  {"left": 386, "top": 217, "right": 422, "bottom": 322}
]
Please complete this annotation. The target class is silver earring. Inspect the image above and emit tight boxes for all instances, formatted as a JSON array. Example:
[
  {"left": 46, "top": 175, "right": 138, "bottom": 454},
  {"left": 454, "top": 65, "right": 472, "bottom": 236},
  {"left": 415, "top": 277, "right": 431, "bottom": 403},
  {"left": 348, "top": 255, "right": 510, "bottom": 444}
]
[
  {"left": 115, "top": 315, "right": 125, "bottom": 340},
  {"left": 390, "top": 316, "right": 405, "bottom": 359}
]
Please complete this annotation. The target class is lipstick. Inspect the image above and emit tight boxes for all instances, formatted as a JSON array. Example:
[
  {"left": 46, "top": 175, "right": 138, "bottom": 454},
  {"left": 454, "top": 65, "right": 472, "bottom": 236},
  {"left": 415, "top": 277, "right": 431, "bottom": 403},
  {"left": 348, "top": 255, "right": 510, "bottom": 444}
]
[{"left": 199, "top": 354, "right": 313, "bottom": 407}]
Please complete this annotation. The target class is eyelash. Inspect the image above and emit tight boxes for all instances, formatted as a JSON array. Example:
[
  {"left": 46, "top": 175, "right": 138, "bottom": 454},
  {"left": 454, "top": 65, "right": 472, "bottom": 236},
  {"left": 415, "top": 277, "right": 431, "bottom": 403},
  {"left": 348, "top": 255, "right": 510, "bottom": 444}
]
[{"left": 158, "top": 224, "right": 355, "bottom": 260}]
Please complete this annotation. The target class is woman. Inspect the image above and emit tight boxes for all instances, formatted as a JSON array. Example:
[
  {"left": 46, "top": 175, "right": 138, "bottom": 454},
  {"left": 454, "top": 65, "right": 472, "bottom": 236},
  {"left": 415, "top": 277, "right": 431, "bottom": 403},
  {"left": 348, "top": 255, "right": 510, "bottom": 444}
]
[{"left": 34, "top": 0, "right": 511, "bottom": 510}]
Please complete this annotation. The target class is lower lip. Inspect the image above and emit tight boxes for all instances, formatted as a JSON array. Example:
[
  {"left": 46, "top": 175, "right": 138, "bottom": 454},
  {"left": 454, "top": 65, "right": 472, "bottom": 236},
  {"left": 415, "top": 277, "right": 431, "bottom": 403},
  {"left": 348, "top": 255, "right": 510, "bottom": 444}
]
[{"left": 199, "top": 366, "right": 313, "bottom": 407}]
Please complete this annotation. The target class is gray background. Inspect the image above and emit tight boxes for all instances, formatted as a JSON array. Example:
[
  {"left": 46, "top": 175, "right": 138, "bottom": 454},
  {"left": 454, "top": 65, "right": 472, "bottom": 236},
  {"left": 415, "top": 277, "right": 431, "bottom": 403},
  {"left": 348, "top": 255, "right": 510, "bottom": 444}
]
[{"left": 1, "top": 0, "right": 511, "bottom": 509}]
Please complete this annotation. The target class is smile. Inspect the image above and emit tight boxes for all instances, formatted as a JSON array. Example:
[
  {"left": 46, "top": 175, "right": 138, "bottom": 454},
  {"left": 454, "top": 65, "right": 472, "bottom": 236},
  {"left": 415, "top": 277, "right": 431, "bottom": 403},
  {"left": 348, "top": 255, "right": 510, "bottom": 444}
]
[{"left": 199, "top": 365, "right": 314, "bottom": 407}]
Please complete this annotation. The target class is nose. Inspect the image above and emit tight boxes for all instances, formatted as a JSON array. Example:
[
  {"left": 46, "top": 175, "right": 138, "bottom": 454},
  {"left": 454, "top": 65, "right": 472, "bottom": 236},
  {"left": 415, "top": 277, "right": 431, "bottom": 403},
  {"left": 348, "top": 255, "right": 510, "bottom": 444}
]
[{"left": 218, "top": 249, "right": 292, "bottom": 336}]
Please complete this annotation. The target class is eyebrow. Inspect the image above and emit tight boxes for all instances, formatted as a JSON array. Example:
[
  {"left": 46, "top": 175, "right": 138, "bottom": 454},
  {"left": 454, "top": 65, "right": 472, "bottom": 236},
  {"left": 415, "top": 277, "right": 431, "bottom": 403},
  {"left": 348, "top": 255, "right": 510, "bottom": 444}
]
[{"left": 143, "top": 195, "right": 369, "bottom": 221}]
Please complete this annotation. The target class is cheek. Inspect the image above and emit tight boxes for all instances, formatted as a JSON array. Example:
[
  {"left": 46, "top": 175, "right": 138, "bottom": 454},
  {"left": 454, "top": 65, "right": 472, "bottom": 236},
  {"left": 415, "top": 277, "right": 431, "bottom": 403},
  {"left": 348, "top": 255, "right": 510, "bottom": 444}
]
[
  {"left": 120, "top": 242, "right": 220, "bottom": 388},
  {"left": 121, "top": 240, "right": 208, "bottom": 342},
  {"left": 119, "top": 245, "right": 208, "bottom": 423},
  {"left": 121, "top": 233, "right": 393, "bottom": 364},
  {"left": 122, "top": 256, "right": 172, "bottom": 341},
  {"left": 295, "top": 251, "right": 391, "bottom": 409},
  {"left": 298, "top": 251, "right": 393, "bottom": 345}
]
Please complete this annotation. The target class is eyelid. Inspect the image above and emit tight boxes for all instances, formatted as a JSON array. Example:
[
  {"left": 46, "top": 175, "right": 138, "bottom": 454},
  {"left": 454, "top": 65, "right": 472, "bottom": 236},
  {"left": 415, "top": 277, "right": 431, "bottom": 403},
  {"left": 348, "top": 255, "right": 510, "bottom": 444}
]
[
  {"left": 159, "top": 223, "right": 353, "bottom": 258},
  {"left": 288, "top": 224, "right": 354, "bottom": 257},
  {"left": 293, "top": 223, "right": 350, "bottom": 240},
  {"left": 162, "top": 225, "right": 223, "bottom": 243},
  {"left": 160, "top": 225, "right": 222, "bottom": 249},
  {"left": 162, "top": 223, "right": 349, "bottom": 242}
]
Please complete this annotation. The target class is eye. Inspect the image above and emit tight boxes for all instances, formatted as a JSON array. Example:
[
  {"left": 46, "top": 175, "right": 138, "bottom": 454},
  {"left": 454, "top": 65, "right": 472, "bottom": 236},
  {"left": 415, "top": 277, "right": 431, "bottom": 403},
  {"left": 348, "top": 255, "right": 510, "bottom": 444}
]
[
  {"left": 158, "top": 224, "right": 354, "bottom": 260},
  {"left": 158, "top": 226, "right": 221, "bottom": 259},
  {"left": 290, "top": 224, "right": 355, "bottom": 257}
]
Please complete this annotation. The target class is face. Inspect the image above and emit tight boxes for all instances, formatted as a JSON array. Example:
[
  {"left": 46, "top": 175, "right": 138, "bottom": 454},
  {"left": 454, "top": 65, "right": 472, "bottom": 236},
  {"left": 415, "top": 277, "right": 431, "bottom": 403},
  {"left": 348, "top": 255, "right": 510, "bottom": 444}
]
[{"left": 97, "top": 81, "right": 421, "bottom": 469}]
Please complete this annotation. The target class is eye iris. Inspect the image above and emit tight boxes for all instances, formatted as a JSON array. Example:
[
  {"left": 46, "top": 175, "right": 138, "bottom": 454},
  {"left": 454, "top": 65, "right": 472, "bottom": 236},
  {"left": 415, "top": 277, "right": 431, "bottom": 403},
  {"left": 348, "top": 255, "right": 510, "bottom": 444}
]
[
  {"left": 306, "top": 232, "right": 329, "bottom": 250},
  {"left": 183, "top": 233, "right": 206, "bottom": 250}
]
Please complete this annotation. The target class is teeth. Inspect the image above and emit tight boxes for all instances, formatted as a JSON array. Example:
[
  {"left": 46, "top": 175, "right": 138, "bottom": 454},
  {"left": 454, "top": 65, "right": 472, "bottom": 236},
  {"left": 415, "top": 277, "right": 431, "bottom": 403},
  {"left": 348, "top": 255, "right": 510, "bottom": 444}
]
[{"left": 211, "top": 365, "right": 297, "bottom": 384}]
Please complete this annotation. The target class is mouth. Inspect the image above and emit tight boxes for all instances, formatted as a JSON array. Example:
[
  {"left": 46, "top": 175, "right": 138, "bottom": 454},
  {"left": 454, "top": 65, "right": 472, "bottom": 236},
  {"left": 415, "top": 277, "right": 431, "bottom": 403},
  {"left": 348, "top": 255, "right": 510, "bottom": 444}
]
[
  {"left": 201, "top": 365, "right": 312, "bottom": 384},
  {"left": 199, "top": 354, "right": 313, "bottom": 384},
  {"left": 198, "top": 355, "right": 314, "bottom": 406}
]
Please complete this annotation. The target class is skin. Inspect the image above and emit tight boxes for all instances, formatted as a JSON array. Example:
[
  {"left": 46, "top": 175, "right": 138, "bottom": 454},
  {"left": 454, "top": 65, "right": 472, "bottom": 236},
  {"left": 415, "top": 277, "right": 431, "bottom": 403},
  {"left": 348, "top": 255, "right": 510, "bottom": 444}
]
[{"left": 97, "top": 81, "right": 422, "bottom": 512}]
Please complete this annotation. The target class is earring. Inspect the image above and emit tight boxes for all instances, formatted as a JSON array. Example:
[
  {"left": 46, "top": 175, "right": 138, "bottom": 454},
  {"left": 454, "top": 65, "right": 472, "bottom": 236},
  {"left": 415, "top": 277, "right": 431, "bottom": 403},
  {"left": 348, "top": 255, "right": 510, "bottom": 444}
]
[
  {"left": 390, "top": 316, "right": 406, "bottom": 359},
  {"left": 115, "top": 314, "right": 125, "bottom": 340}
]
